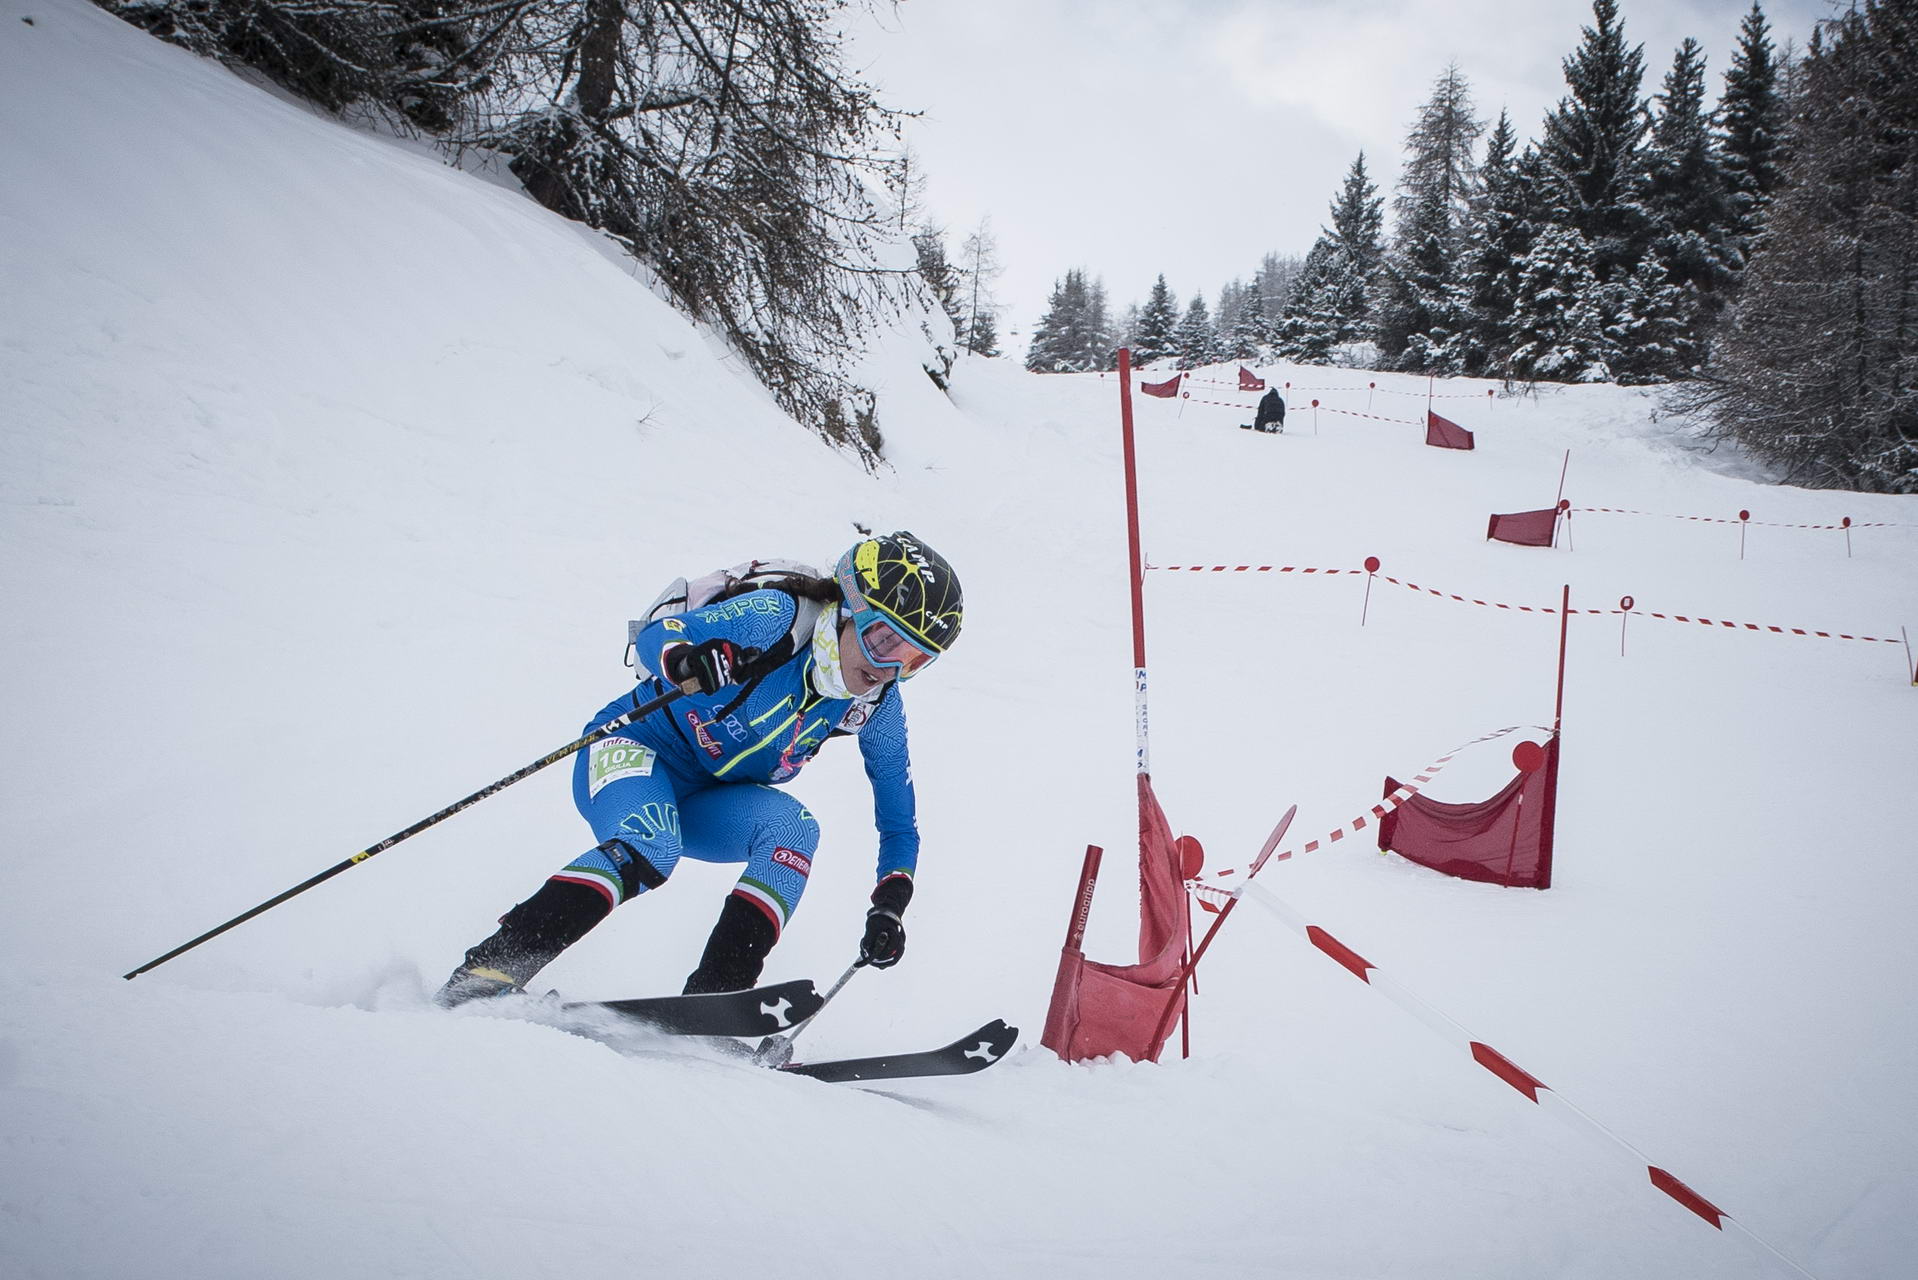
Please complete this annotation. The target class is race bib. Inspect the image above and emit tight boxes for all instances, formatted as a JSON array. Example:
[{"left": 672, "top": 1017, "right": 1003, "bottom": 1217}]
[{"left": 588, "top": 739, "right": 656, "bottom": 796}]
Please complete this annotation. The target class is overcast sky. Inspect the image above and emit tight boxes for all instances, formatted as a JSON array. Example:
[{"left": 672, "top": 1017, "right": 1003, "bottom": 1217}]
[{"left": 846, "top": 0, "right": 1838, "bottom": 350}]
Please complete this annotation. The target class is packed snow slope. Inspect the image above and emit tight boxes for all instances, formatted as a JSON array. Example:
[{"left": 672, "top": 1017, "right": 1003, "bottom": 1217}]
[{"left": 4, "top": 3, "right": 1916, "bottom": 1277}]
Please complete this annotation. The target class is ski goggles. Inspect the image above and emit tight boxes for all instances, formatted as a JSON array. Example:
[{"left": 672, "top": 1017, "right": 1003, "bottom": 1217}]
[{"left": 851, "top": 610, "right": 940, "bottom": 679}]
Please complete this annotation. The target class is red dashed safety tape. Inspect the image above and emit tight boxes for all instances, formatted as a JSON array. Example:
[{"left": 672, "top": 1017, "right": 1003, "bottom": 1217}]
[
  {"left": 1151, "top": 564, "right": 1366, "bottom": 576},
  {"left": 1368, "top": 385, "right": 1498, "bottom": 399},
  {"left": 1145, "top": 563, "right": 1905, "bottom": 645},
  {"left": 1230, "top": 883, "right": 1821, "bottom": 1279},
  {"left": 1193, "top": 726, "right": 1526, "bottom": 886},
  {"left": 1377, "top": 575, "right": 1905, "bottom": 644},
  {"left": 1185, "top": 377, "right": 1492, "bottom": 400},
  {"left": 1575, "top": 507, "right": 1905, "bottom": 530},
  {"left": 1178, "top": 393, "right": 1256, "bottom": 409},
  {"left": 1314, "top": 404, "right": 1422, "bottom": 427}
]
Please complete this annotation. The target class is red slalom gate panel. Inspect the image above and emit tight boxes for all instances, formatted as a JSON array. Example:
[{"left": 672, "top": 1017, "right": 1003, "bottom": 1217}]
[
  {"left": 1426, "top": 410, "right": 1476, "bottom": 450},
  {"left": 1041, "top": 777, "right": 1191, "bottom": 1064},
  {"left": 1377, "top": 734, "right": 1560, "bottom": 889},
  {"left": 1487, "top": 508, "right": 1560, "bottom": 546}
]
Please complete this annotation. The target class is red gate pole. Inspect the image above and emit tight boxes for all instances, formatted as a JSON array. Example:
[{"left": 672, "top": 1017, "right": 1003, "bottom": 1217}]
[
  {"left": 1118, "top": 347, "right": 1149, "bottom": 782},
  {"left": 1117, "top": 348, "right": 1184, "bottom": 1053},
  {"left": 1064, "top": 845, "right": 1103, "bottom": 952},
  {"left": 1040, "top": 844, "right": 1105, "bottom": 1058}
]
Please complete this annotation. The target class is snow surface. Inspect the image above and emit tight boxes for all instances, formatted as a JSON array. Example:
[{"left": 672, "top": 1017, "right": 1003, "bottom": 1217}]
[{"left": 4, "top": 3, "right": 1917, "bottom": 1277}]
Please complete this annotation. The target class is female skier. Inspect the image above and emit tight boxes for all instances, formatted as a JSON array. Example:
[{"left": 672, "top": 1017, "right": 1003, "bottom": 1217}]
[{"left": 436, "top": 530, "right": 963, "bottom": 1006}]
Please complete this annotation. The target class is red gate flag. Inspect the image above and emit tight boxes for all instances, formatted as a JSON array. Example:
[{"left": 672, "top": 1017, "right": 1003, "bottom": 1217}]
[
  {"left": 1426, "top": 410, "right": 1475, "bottom": 450},
  {"left": 1376, "top": 735, "right": 1559, "bottom": 889},
  {"left": 1041, "top": 776, "right": 1189, "bottom": 1063},
  {"left": 1239, "top": 366, "right": 1266, "bottom": 391},
  {"left": 1487, "top": 507, "right": 1559, "bottom": 546},
  {"left": 1140, "top": 373, "right": 1182, "bottom": 399}
]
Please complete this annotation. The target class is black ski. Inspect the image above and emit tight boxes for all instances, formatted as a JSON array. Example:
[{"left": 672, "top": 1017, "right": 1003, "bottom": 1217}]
[
  {"left": 563, "top": 979, "right": 824, "bottom": 1037},
  {"left": 779, "top": 1019, "right": 1018, "bottom": 1083}
]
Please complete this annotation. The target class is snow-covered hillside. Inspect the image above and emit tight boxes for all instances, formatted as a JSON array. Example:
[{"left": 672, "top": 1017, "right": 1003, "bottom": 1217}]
[{"left": 4, "top": 3, "right": 1915, "bottom": 1278}]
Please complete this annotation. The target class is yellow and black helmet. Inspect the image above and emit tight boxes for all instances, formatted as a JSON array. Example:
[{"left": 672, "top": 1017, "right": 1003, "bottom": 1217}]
[{"left": 835, "top": 531, "right": 964, "bottom": 667}]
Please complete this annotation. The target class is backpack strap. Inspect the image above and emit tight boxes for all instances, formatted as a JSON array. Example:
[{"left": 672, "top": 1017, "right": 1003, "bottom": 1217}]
[{"left": 707, "top": 593, "right": 827, "bottom": 723}]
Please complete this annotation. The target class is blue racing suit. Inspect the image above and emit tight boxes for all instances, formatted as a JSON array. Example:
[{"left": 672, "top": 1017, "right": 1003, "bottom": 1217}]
[{"left": 553, "top": 588, "right": 918, "bottom": 937}]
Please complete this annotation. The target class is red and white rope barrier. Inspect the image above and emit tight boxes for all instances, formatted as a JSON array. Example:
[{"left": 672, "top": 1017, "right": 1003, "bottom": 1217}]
[
  {"left": 1576, "top": 507, "right": 1906, "bottom": 531},
  {"left": 1152, "top": 564, "right": 1367, "bottom": 576},
  {"left": 1193, "top": 726, "right": 1528, "bottom": 888},
  {"left": 1313, "top": 403, "right": 1423, "bottom": 427},
  {"left": 1177, "top": 392, "right": 1257, "bottom": 410},
  {"left": 1376, "top": 574, "right": 1906, "bottom": 644},
  {"left": 1145, "top": 562, "right": 1906, "bottom": 646},
  {"left": 1236, "top": 884, "right": 1821, "bottom": 1279}
]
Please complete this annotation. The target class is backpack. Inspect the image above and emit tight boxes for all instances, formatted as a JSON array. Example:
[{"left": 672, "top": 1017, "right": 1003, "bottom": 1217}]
[{"left": 627, "top": 558, "right": 826, "bottom": 679}]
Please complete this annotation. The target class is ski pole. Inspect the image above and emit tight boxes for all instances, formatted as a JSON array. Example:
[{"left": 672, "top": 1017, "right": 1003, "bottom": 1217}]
[
  {"left": 123, "top": 684, "right": 691, "bottom": 980},
  {"left": 753, "top": 959, "right": 864, "bottom": 1066}
]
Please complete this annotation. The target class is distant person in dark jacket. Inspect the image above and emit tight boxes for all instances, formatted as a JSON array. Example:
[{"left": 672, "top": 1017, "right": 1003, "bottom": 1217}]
[{"left": 1253, "top": 388, "right": 1286, "bottom": 433}]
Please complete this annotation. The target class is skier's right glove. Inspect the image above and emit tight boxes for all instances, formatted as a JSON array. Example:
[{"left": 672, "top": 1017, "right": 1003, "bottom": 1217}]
[
  {"left": 663, "top": 639, "right": 753, "bottom": 695},
  {"left": 858, "top": 874, "right": 914, "bottom": 969}
]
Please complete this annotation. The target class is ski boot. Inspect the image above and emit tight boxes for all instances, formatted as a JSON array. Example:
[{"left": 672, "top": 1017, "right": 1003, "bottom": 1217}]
[
  {"left": 682, "top": 894, "right": 777, "bottom": 995},
  {"left": 435, "top": 877, "right": 612, "bottom": 1007}
]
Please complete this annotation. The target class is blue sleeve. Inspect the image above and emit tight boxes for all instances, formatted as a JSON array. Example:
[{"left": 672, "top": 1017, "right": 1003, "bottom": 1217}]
[
  {"left": 857, "top": 690, "right": 919, "bottom": 883},
  {"left": 635, "top": 590, "right": 798, "bottom": 679}
]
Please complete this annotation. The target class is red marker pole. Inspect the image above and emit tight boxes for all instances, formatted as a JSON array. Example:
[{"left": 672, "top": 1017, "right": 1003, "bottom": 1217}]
[
  {"left": 1312, "top": 398, "right": 1320, "bottom": 435},
  {"left": 1361, "top": 555, "right": 1380, "bottom": 626},
  {"left": 1487, "top": 387, "right": 1495, "bottom": 411},
  {"left": 1117, "top": 347, "right": 1149, "bottom": 782},
  {"left": 1739, "top": 509, "right": 1750, "bottom": 560},
  {"left": 1368, "top": 380, "right": 1376, "bottom": 411},
  {"left": 1041, "top": 843, "right": 1104, "bottom": 1057},
  {"left": 1843, "top": 516, "right": 1853, "bottom": 558},
  {"left": 1619, "top": 595, "right": 1634, "bottom": 657}
]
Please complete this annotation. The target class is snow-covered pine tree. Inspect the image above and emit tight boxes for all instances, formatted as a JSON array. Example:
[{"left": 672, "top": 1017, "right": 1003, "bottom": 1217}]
[
  {"left": 1213, "top": 280, "right": 1245, "bottom": 351},
  {"left": 1673, "top": 0, "right": 1918, "bottom": 493},
  {"left": 1028, "top": 269, "right": 1103, "bottom": 373},
  {"left": 1228, "top": 276, "right": 1274, "bottom": 361},
  {"left": 1278, "top": 153, "right": 1385, "bottom": 359},
  {"left": 1173, "top": 294, "right": 1220, "bottom": 369},
  {"left": 1133, "top": 275, "right": 1181, "bottom": 367},
  {"left": 1536, "top": 0, "right": 1654, "bottom": 284},
  {"left": 1454, "top": 113, "right": 1537, "bottom": 376},
  {"left": 1377, "top": 64, "right": 1483, "bottom": 370},
  {"left": 1507, "top": 223, "right": 1614, "bottom": 382},
  {"left": 1117, "top": 302, "right": 1143, "bottom": 360},
  {"left": 1258, "top": 252, "right": 1305, "bottom": 320},
  {"left": 961, "top": 309, "right": 1000, "bottom": 359},
  {"left": 912, "top": 226, "right": 963, "bottom": 336},
  {"left": 1716, "top": 2, "right": 1784, "bottom": 251},
  {"left": 1605, "top": 256, "right": 1695, "bottom": 382},
  {"left": 1274, "top": 239, "right": 1341, "bottom": 363},
  {"left": 1631, "top": 36, "right": 1737, "bottom": 378},
  {"left": 1087, "top": 279, "right": 1118, "bottom": 371}
]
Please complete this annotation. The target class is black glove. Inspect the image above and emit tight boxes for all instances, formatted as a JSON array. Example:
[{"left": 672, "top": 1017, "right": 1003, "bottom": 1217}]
[
  {"left": 663, "top": 639, "right": 753, "bottom": 695},
  {"left": 858, "top": 875, "right": 914, "bottom": 969}
]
